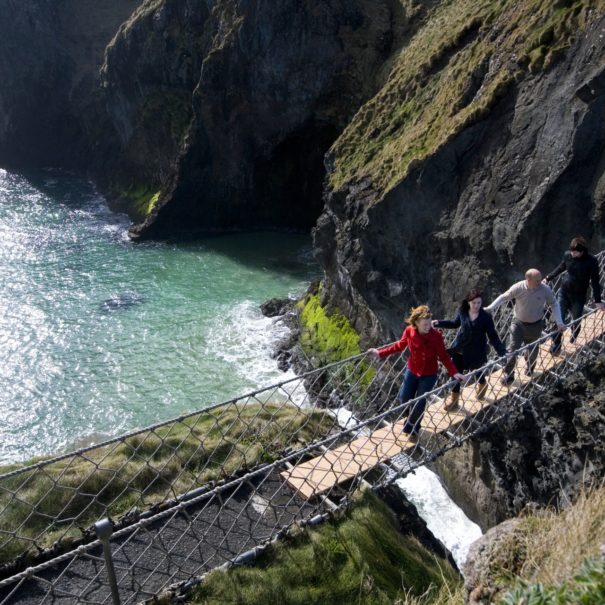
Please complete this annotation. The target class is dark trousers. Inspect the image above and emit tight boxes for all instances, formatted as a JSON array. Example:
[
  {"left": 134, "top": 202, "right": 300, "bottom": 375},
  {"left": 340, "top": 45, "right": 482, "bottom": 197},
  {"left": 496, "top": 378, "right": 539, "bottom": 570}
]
[
  {"left": 450, "top": 352, "right": 485, "bottom": 393},
  {"left": 398, "top": 369, "right": 437, "bottom": 435},
  {"left": 551, "top": 291, "right": 585, "bottom": 353},
  {"left": 504, "top": 318, "right": 544, "bottom": 376}
]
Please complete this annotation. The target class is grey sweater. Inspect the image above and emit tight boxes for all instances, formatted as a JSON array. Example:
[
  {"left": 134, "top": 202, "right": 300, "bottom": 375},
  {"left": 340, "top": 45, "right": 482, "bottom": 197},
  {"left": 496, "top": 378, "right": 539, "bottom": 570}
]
[{"left": 485, "top": 281, "right": 563, "bottom": 325}]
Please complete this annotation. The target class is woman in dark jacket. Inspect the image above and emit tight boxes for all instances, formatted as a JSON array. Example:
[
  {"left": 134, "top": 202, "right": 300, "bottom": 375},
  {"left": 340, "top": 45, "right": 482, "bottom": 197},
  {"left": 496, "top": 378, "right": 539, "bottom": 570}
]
[{"left": 432, "top": 289, "right": 506, "bottom": 410}]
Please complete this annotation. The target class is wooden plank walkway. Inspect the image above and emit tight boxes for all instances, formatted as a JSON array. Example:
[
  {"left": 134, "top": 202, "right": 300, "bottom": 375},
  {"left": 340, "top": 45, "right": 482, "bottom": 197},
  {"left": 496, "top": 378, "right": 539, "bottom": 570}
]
[{"left": 282, "top": 312, "right": 605, "bottom": 499}]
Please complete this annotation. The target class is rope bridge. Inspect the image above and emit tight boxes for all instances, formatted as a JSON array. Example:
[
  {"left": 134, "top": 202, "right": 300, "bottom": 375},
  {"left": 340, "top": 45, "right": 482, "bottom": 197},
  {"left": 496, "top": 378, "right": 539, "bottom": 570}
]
[{"left": 1, "top": 253, "right": 604, "bottom": 604}]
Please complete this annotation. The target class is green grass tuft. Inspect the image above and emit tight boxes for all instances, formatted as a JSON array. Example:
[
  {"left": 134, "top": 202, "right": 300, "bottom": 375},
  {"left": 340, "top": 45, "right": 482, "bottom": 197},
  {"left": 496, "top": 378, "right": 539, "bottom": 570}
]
[{"left": 500, "top": 555, "right": 605, "bottom": 604}]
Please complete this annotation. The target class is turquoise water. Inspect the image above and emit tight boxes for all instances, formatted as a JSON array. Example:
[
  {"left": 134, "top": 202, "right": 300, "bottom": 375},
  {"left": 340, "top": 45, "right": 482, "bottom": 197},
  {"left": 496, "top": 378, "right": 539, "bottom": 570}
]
[{"left": 0, "top": 169, "right": 318, "bottom": 464}]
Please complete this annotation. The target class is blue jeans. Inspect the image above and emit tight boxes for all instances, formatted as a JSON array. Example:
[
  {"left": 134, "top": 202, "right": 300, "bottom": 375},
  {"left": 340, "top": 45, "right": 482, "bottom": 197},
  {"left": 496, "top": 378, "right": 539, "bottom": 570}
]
[
  {"left": 398, "top": 369, "right": 438, "bottom": 435},
  {"left": 551, "top": 290, "right": 585, "bottom": 353}
]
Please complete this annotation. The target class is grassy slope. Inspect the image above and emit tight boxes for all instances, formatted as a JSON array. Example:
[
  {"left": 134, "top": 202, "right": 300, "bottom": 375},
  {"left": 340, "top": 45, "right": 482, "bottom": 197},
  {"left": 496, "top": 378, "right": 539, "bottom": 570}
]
[
  {"left": 0, "top": 403, "right": 333, "bottom": 565},
  {"left": 478, "top": 484, "right": 605, "bottom": 602},
  {"left": 190, "top": 489, "right": 463, "bottom": 605},
  {"left": 330, "top": 0, "right": 605, "bottom": 196},
  {"left": 189, "top": 484, "right": 605, "bottom": 605}
]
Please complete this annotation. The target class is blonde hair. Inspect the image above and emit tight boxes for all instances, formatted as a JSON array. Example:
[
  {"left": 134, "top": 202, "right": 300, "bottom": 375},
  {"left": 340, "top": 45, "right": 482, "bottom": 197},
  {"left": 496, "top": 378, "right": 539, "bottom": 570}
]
[{"left": 405, "top": 305, "right": 432, "bottom": 327}]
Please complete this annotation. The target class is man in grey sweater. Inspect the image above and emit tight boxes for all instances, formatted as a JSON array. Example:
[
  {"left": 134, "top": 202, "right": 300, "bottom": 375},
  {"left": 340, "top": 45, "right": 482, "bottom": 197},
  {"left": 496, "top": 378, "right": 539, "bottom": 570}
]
[{"left": 484, "top": 269, "right": 565, "bottom": 384}]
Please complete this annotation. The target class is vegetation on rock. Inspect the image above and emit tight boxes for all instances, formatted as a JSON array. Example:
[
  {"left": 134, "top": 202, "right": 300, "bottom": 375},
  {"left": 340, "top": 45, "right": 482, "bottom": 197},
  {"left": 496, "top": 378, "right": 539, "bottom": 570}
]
[
  {"left": 298, "top": 288, "right": 363, "bottom": 364},
  {"left": 468, "top": 484, "right": 605, "bottom": 603},
  {"left": 298, "top": 287, "right": 376, "bottom": 398},
  {"left": 0, "top": 403, "right": 333, "bottom": 565},
  {"left": 190, "top": 489, "right": 463, "bottom": 605},
  {"left": 330, "top": 0, "right": 605, "bottom": 196}
]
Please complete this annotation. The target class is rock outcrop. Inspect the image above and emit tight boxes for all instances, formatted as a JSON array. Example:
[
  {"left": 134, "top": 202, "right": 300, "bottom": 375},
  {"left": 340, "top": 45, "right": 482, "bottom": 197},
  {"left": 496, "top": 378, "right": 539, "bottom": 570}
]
[
  {"left": 315, "top": 2, "right": 605, "bottom": 341},
  {"left": 0, "top": 0, "right": 409, "bottom": 228},
  {"left": 432, "top": 356, "right": 605, "bottom": 530},
  {"left": 128, "top": 0, "right": 407, "bottom": 237}
]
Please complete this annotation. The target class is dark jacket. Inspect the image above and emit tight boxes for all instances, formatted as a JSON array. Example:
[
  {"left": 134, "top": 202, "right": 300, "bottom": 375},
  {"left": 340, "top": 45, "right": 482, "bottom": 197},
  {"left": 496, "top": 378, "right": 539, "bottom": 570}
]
[
  {"left": 546, "top": 251, "right": 602, "bottom": 303},
  {"left": 434, "top": 308, "right": 506, "bottom": 366}
]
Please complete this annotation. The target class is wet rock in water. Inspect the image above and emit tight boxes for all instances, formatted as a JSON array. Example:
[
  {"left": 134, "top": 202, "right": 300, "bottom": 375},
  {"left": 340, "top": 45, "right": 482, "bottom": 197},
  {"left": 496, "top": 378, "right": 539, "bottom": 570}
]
[
  {"left": 100, "top": 292, "right": 145, "bottom": 312},
  {"left": 260, "top": 297, "right": 295, "bottom": 318}
]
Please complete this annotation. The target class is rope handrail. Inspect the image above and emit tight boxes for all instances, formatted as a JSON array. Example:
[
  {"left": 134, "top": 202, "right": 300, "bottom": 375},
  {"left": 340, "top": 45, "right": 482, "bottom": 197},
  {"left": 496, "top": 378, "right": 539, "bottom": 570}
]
[{"left": 0, "top": 251, "right": 603, "bottom": 604}]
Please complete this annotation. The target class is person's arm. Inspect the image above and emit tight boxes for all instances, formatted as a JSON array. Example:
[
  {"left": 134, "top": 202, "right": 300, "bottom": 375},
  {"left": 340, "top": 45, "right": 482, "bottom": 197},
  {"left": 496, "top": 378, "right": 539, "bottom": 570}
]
[
  {"left": 590, "top": 257, "right": 603, "bottom": 304},
  {"left": 434, "top": 332, "right": 462, "bottom": 377},
  {"left": 374, "top": 328, "right": 410, "bottom": 358},
  {"left": 484, "top": 288, "right": 514, "bottom": 313},
  {"left": 544, "top": 258, "right": 566, "bottom": 283},
  {"left": 484, "top": 313, "right": 507, "bottom": 356},
  {"left": 545, "top": 287, "right": 564, "bottom": 327},
  {"left": 432, "top": 314, "right": 461, "bottom": 330}
]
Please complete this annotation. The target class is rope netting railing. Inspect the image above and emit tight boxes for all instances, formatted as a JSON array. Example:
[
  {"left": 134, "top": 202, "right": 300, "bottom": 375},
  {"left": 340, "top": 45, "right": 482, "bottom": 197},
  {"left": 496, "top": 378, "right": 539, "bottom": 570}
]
[{"left": 0, "top": 252, "right": 603, "bottom": 604}]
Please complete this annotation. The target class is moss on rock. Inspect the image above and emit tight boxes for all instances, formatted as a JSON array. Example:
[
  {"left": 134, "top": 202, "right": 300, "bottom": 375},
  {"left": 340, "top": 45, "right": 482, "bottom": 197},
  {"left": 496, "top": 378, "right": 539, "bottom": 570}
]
[
  {"left": 298, "top": 287, "right": 376, "bottom": 404},
  {"left": 298, "top": 289, "right": 362, "bottom": 364}
]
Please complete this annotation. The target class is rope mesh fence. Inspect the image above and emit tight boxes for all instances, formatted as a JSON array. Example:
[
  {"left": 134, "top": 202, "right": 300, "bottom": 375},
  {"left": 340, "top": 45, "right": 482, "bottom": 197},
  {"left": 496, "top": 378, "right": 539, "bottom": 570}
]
[{"left": 1, "top": 252, "right": 604, "bottom": 604}]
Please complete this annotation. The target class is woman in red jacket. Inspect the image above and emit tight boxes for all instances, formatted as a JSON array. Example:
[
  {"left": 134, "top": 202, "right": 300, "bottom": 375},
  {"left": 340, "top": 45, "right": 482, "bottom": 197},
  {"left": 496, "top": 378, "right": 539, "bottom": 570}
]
[{"left": 369, "top": 305, "right": 465, "bottom": 441}]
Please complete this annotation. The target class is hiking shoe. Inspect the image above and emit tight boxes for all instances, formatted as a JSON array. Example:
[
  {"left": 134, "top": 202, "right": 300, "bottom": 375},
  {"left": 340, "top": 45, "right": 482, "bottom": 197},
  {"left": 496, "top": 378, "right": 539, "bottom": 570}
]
[
  {"left": 476, "top": 382, "right": 488, "bottom": 401},
  {"left": 444, "top": 391, "right": 460, "bottom": 412},
  {"left": 500, "top": 373, "right": 514, "bottom": 386},
  {"left": 549, "top": 346, "right": 561, "bottom": 357},
  {"left": 406, "top": 432, "right": 419, "bottom": 443}
]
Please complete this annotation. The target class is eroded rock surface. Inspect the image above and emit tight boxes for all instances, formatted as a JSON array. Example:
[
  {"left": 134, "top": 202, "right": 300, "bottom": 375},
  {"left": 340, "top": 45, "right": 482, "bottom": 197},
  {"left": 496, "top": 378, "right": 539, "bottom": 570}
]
[
  {"left": 433, "top": 356, "right": 605, "bottom": 530},
  {"left": 316, "top": 9, "right": 605, "bottom": 341}
]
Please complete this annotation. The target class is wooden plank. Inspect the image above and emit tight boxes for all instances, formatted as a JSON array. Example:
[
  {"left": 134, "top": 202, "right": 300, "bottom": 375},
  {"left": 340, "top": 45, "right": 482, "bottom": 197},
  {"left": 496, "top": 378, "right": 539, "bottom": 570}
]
[{"left": 283, "top": 313, "right": 605, "bottom": 499}]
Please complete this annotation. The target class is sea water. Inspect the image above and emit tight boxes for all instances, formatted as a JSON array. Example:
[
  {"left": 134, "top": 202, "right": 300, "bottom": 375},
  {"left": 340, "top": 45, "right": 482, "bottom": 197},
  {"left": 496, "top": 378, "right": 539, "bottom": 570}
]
[{"left": 0, "top": 169, "right": 319, "bottom": 463}]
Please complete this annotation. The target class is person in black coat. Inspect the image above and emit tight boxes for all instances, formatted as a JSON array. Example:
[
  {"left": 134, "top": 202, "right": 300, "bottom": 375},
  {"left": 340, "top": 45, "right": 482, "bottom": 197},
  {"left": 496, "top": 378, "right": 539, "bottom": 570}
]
[
  {"left": 432, "top": 288, "right": 507, "bottom": 411},
  {"left": 544, "top": 236, "right": 605, "bottom": 355}
]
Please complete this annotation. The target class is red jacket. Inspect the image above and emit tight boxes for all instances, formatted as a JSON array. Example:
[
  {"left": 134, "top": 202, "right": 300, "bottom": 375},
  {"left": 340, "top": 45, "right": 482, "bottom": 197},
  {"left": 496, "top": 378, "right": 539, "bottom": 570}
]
[{"left": 378, "top": 326, "right": 459, "bottom": 377}]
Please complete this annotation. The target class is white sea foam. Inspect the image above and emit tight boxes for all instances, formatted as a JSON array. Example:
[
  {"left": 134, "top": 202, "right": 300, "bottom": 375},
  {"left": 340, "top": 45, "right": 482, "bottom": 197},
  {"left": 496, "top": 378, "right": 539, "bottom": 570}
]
[
  {"left": 396, "top": 468, "right": 482, "bottom": 570},
  {"left": 206, "top": 300, "right": 302, "bottom": 399},
  {"left": 328, "top": 407, "right": 482, "bottom": 571}
]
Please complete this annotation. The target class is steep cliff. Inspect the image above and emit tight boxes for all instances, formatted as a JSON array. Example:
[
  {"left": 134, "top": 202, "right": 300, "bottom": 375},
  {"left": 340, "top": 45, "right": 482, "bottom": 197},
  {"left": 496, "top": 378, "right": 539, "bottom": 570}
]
[
  {"left": 315, "top": 0, "right": 605, "bottom": 340},
  {"left": 128, "top": 0, "right": 409, "bottom": 237},
  {"left": 0, "top": 0, "right": 141, "bottom": 169},
  {"left": 0, "top": 0, "right": 412, "bottom": 227},
  {"left": 432, "top": 356, "right": 605, "bottom": 531}
]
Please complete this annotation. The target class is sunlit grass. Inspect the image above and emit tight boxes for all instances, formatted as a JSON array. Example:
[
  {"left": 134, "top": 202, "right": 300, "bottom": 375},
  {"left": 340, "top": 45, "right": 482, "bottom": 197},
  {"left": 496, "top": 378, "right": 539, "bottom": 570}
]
[
  {"left": 330, "top": 0, "right": 605, "bottom": 195},
  {"left": 475, "top": 482, "right": 605, "bottom": 601},
  {"left": 0, "top": 403, "right": 334, "bottom": 565}
]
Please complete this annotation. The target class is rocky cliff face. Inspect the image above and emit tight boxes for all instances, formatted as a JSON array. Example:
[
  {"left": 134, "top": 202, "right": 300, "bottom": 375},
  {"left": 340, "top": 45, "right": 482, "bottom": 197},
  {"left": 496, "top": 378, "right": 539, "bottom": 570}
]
[
  {"left": 315, "top": 1, "right": 605, "bottom": 341},
  {"left": 0, "top": 0, "right": 409, "bottom": 227},
  {"left": 128, "top": 0, "right": 407, "bottom": 237},
  {"left": 433, "top": 356, "right": 605, "bottom": 531},
  {"left": 0, "top": 0, "right": 141, "bottom": 169}
]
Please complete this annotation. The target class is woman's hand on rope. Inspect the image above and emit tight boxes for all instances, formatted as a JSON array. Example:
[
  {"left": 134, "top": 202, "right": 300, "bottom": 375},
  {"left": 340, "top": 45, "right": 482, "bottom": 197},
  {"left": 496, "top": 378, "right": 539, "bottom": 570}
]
[
  {"left": 431, "top": 319, "right": 440, "bottom": 327},
  {"left": 367, "top": 348, "right": 380, "bottom": 360},
  {"left": 453, "top": 372, "right": 467, "bottom": 382}
]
